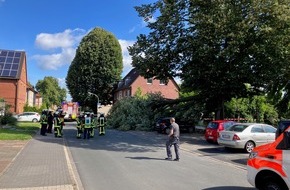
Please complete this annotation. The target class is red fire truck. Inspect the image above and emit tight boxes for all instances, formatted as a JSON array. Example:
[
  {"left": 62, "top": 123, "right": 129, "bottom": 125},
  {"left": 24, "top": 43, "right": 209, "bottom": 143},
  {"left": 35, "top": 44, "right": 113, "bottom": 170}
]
[{"left": 61, "top": 101, "right": 79, "bottom": 121}]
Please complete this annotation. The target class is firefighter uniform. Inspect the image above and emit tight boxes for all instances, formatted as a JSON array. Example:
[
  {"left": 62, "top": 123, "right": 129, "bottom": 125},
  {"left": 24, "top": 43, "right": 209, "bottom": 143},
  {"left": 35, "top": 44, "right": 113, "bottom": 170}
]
[
  {"left": 76, "top": 115, "right": 84, "bottom": 138},
  {"left": 90, "top": 114, "right": 95, "bottom": 138},
  {"left": 40, "top": 111, "right": 48, "bottom": 136},
  {"left": 98, "top": 114, "right": 106, "bottom": 135},
  {"left": 54, "top": 112, "right": 65, "bottom": 137},
  {"left": 83, "top": 114, "right": 92, "bottom": 139}
]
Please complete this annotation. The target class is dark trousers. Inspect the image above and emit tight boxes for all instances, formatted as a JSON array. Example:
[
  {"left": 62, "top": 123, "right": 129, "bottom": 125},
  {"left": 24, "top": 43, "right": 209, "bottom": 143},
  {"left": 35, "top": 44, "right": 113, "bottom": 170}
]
[
  {"left": 166, "top": 136, "right": 180, "bottom": 159},
  {"left": 47, "top": 123, "right": 53, "bottom": 133},
  {"left": 41, "top": 124, "right": 47, "bottom": 135},
  {"left": 83, "top": 128, "right": 90, "bottom": 139}
]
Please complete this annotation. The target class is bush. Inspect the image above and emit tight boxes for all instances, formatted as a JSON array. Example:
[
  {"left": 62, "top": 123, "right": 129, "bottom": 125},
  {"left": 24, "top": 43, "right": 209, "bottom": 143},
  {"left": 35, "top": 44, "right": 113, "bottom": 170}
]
[
  {"left": 107, "top": 93, "right": 163, "bottom": 131},
  {"left": 0, "top": 113, "right": 17, "bottom": 126}
]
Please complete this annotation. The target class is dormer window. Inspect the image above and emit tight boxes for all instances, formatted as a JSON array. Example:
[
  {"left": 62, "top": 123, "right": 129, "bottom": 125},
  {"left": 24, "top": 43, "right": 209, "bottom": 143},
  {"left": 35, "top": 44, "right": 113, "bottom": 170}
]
[
  {"left": 125, "top": 78, "right": 131, "bottom": 85},
  {"left": 147, "top": 78, "right": 153, "bottom": 84},
  {"left": 160, "top": 80, "right": 166, "bottom": 85}
]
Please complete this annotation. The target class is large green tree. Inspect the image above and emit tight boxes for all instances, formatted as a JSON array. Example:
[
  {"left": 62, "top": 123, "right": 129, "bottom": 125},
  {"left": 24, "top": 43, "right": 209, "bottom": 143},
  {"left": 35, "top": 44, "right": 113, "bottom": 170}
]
[
  {"left": 129, "top": 0, "right": 290, "bottom": 119},
  {"left": 66, "top": 27, "right": 123, "bottom": 112},
  {"left": 35, "top": 77, "right": 66, "bottom": 108}
]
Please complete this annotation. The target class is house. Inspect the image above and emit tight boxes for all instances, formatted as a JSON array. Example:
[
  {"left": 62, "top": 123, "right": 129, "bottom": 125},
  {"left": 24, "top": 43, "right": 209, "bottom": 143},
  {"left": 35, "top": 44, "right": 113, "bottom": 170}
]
[
  {"left": 113, "top": 68, "right": 180, "bottom": 102},
  {"left": 0, "top": 49, "right": 28, "bottom": 114},
  {"left": 27, "top": 85, "right": 42, "bottom": 108}
]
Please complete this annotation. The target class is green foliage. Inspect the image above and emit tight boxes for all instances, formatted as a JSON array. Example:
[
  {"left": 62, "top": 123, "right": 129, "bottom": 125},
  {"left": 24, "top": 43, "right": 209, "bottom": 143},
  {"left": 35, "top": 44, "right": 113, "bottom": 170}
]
[
  {"left": 224, "top": 95, "right": 278, "bottom": 125},
  {"left": 23, "top": 103, "right": 46, "bottom": 113},
  {"left": 35, "top": 76, "right": 66, "bottom": 108},
  {"left": 66, "top": 27, "right": 123, "bottom": 112},
  {"left": 0, "top": 122, "right": 40, "bottom": 140},
  {"left": 106, "top": 93, "right": 164, "bottom": 131},
  {"left": 129, "top": 0, "right": 290, "bottom": 118},
  {"left": 0, "top": 113, "right": 17, "bottom": 126}
]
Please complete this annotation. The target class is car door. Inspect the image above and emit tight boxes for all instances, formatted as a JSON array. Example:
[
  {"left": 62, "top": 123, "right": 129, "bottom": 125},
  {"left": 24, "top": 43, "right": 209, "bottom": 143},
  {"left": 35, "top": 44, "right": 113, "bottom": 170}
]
[
  {"left": 263, "top": 125, "right": 276, "bottom": 143},
  {"left": 17, "top": 113, "right": 27, "bottom": 121},
  {"left": 250, "top": 125, "right": 267, "bottom": 146}
]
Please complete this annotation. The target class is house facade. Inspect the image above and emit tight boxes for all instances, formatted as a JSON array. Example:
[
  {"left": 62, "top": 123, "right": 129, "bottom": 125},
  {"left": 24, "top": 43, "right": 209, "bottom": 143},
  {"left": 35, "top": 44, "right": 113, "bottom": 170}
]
[
  {"left": 114, "top": 68, "right": 179, "bottom": 102},
  {"left": 0, "top": 49, "right": 43, "bottom": 113}
]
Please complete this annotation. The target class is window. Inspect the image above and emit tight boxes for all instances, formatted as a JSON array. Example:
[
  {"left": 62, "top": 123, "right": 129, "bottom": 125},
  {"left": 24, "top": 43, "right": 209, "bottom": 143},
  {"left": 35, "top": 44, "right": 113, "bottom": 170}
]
[
  {"left": 264, "top": 125, "right": 276, "bottom": 133},
  {"left": 147, "top": 78, "right": 153, "bottom": 84},
  {"left": 251, "top": 126, "right": 265, "bottom": 133},
  {"left": 160, "top": 80, "right": 166, "bottom": 85}
]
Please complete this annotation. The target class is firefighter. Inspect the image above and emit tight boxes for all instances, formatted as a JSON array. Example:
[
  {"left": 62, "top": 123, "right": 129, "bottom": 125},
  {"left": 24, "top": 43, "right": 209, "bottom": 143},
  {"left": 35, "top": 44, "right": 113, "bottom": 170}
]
[
  {"left": 40, "top": 110, "right": 48, "bottom": 136},
  {"left": 89, "top": 113, "right": 96, "bottom": 138},
  {"left": 76, "top": 114, "right": 84, "bottom": 138},
  {"left": 83, "top": 113, "right": 92, "bottom": 139},
  {"left": 59, "top": 112, "right": 65, "bottom": 136},
  {"left": 98, "top": 113, "right": 106, "bottom": 135},
  {"left": 54, "top": 112, "right": 65, "bottom": 137},
  {"left": 53, "top": 112, "right": 62, "bottom": 138}
]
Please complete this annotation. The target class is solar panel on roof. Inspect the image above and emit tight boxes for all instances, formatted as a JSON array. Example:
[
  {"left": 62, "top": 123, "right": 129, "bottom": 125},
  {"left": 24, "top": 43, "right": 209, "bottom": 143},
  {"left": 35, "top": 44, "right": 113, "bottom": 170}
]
[{"left": 0, "top": 49, "right": 22, "bottom": 78}]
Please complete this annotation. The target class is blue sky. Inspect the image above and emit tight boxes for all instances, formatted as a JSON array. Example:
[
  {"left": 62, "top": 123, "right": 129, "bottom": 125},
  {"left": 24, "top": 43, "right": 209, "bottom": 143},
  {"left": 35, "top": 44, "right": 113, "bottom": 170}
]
[{"left": 0, "top": 0, "right": 156, "bottom": 99}]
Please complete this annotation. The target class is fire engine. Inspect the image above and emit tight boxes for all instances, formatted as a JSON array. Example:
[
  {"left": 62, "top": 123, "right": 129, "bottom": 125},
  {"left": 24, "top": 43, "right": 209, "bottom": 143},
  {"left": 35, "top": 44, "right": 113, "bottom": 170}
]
[
  {"left": 247, "top": 126, "right": 290, "bottom": 190},
  {"left": 61, "top": 101, "right": 80, "bottom": 121}
]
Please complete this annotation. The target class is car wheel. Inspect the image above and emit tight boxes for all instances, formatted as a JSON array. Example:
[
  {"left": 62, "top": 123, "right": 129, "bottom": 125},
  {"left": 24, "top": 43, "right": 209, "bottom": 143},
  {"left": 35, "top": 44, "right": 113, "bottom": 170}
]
[
  {"left": 32, "top": 118, "right": 38, "bottom": 123},
  {"left": 261, "top": 177, "right": 287, "bottom": 190},
  {"left": 165, "top": 127, "right": 171, "bottom": 135},
  {"left": 244, "top": 141, "right": 255, "bottom": 153}
]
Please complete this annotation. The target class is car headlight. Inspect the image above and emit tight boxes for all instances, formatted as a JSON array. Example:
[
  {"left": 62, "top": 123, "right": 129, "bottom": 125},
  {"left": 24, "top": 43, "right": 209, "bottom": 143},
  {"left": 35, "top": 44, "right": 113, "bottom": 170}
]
[{"left": 249, "top": 151, "right": 258, "bottom": 159}]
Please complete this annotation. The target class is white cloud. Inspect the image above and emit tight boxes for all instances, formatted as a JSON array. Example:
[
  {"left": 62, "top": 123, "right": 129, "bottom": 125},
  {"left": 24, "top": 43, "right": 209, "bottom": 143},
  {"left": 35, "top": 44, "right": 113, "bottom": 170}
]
[
  {"left": 33, "top": 29, "right": 86, "bottom": 70},
  {"left": 35, "top": 29, "right": 85, "bottom": 50},
  {"left": 118, "top": 39, "right": 135, "bottom": 76},
  {"left": 32, "top": 47, "right": 76, "bottom": 70},
  {"left": 33, "top": 29, "right": 136, "bottom": 75}
]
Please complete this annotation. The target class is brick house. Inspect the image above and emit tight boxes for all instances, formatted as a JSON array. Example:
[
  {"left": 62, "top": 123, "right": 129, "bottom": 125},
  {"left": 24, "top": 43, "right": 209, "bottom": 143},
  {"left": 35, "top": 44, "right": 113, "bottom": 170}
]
[
  {"left": 27, "top": 85, "right": 42, "bottom": 109},
  {"left": 0, "top": 49, "right": 28, "bottom": 114},
  {"left": 113, "top": 68, "right": 180, "bottom": 102}
]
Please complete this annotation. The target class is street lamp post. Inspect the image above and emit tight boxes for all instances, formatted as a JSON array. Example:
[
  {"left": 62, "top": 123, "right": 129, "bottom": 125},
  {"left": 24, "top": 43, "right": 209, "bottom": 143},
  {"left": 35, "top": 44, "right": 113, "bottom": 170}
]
[{"left": 88, "top": 92, "right": 99, "bottom": 113}]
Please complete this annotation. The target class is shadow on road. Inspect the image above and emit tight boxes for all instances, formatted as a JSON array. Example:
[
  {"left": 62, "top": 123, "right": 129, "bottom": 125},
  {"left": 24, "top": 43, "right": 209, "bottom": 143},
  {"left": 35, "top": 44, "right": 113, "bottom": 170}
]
[
  {"left": 125, "top": 156, "right": 166, "bottom": 161},
  {"left": 203, "top": 186, "right": 255, "bottom": 190}
]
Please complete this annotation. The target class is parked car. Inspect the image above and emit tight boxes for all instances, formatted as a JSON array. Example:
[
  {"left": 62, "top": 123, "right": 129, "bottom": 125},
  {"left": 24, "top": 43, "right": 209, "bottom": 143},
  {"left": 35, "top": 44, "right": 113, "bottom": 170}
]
[
  {"left": 204, "top": 120, "right": 236, "bottom": 143},
  {"left": 247, "top": 126, "right": 290, "bottom": 190},
  {"left": 218, "top": 123, "right": 276, "bottom": 153},
  {"left": 275, "top": 119, "right": 290, "bottom": 139},
  {"left": 154, "top": 117, "right": 195, "bottom": 134},
  {"left": 13, "top": 112, "right": 41, "bottom": 122}
]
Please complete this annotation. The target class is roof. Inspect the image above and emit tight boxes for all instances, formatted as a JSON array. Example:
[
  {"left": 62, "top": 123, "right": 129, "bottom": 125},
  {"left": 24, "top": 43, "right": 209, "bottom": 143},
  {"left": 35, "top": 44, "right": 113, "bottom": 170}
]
[
  {"left": 0, "top": 49, "right": 26, "bottom": 80},
  {"left": 115, "top": 68, "right": 180, "bottom": 91},
  {"left": 116, "top": 68, "right": 139, "bottom": 91}
]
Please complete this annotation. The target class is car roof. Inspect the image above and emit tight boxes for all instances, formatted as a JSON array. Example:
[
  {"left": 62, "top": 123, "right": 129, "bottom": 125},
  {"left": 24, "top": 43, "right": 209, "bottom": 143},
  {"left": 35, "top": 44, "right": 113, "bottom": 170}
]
[{"left": 210, "top": 120, "right": 235, "bottom": 123}]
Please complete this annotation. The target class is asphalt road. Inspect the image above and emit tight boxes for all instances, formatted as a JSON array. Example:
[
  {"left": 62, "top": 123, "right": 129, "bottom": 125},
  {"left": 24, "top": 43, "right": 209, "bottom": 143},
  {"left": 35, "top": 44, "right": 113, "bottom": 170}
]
[{"left": 64, "top": 122, "right": 255, "bottom": 190}]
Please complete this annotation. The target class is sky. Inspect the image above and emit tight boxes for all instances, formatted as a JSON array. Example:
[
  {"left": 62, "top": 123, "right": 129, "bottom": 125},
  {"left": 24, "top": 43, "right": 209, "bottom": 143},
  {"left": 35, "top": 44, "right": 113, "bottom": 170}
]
[{"left": 0, "top": 0, "right": 156, "bottom": 100}]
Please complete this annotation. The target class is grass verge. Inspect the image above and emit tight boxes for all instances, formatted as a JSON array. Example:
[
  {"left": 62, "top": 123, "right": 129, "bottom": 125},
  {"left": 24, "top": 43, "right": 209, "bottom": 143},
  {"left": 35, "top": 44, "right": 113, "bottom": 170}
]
[{"left": 0, "top": 122, "right": 40, "bottom": 140}]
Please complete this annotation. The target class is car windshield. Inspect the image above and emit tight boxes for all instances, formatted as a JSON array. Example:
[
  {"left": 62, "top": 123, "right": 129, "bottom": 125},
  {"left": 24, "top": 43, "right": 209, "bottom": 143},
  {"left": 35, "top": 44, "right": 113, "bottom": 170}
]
[
  {"left": 224, "top": 122, "right": 235, "bottom": 130},
  {"left": 207, "top": 122, "right": 219, "bottom": 129},
  {"left": 228, "top": 124, "right": 249, "bottom": 132}
]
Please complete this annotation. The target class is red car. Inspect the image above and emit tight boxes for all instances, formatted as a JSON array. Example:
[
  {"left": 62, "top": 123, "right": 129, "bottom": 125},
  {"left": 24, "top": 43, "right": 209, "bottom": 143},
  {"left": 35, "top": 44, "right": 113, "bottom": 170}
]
[{"left": 205, "top": 120, "right": 236, "bottom": 143}]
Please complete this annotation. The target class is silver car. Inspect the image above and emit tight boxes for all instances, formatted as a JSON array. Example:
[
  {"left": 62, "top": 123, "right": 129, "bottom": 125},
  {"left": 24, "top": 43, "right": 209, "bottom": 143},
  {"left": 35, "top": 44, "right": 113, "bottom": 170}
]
[
  {"left": 217, "top": 123, "right": 276, "bottom": 153},
  {"left": 14, "top": 112, "right": 41, "bottom": 122}
]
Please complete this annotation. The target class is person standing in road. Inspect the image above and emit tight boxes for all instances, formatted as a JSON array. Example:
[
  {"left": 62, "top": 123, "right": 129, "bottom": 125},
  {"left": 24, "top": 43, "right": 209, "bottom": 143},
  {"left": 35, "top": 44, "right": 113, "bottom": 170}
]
[
  {"left": 165, "top": 117, "right": 180, "bottom": 161},
  {"left": 40, "top": 110, "right": 48, "bottom": 136},
  {"left": 98, "top": 113, "right": 106, "bottom": 135},
  {"left": 47, "top": 111, "right": 54, "bottom": 133}
]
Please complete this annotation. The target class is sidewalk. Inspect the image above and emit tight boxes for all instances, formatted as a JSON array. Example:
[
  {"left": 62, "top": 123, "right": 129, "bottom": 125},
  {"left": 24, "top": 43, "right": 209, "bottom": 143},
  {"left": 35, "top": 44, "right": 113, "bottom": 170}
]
[{"left": 0, "top": 132, "right": 82, "bottom": 190}]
